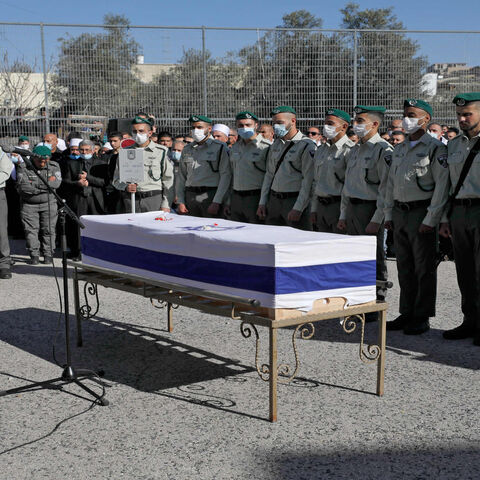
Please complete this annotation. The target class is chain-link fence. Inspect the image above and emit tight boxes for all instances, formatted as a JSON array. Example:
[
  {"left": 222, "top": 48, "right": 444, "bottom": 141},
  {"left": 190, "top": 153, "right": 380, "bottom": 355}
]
[{"left": 1, "top": 22, "right": 480, "bottom": 142}]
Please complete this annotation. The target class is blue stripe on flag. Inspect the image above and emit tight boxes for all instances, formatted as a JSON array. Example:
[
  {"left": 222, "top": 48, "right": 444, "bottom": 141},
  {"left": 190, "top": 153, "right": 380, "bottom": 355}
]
[{"left": 81, "top": 237, "right": 375, "bottom": 294}]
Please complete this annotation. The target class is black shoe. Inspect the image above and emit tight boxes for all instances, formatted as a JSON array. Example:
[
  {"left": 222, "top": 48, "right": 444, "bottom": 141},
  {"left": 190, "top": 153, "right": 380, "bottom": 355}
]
[
  {"left": 443, "top": 324, "right": 476, "bottom": 340},
  {"left": 404, "top": 318, "right": 430, "bottom": 335},
  {"left": 28, "top": 256, "right": 40, "bottom": 265},
  {"left": 43, "top": 255, "right": 53, "bottom": 264},
  {"left": 0, "top": 268, "right": 12, "bottom": 279},
  {"left": 386, "top": 314, "right": 411, "bottom": 331},
  {"left": 365, "top": 312, "right": 378, "bottom": 323}
]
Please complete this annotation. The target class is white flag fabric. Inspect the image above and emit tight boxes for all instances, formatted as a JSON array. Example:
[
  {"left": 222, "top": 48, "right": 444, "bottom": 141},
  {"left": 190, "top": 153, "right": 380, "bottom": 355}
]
[{"left": 80, "top": 212, "right": 376, "bottom": 311}]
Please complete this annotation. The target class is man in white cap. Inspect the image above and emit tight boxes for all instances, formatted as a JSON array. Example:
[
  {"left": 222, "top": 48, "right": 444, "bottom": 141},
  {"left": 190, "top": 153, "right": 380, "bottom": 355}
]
[{"left": 212, "top": 124, "right": 230, "bottom": 144}]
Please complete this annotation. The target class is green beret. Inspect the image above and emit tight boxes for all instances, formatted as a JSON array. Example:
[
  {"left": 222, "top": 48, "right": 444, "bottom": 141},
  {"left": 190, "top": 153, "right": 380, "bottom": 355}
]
[
  {"left": 354, "top": 105, "right": 386, "bottom": 114},
  {"left": 452, "top": 92, "right": 480, "bottom": 106},
  {"left": 132, "top": 115, "right": 153, "bottom": 126},
  {"left": 235, "top": 110, "right": 258, "bottom": 121},
  {"left": 404, "top": 98, "right": 433, "bottom": 117},
  {"left": 325, "top": 108, "right": 351, "bottom": 123},
  {"left": 270, "top": 105, "right": 296, "bottom": 116},
  {"left": 19, "top": 135, "right": 29, "bottom": 142},
  {"left": 32, "top": 145, "right": 52, "bottom": 158},
  {"left": 189, "top": 114, "right": 212, "bottom": 124}
]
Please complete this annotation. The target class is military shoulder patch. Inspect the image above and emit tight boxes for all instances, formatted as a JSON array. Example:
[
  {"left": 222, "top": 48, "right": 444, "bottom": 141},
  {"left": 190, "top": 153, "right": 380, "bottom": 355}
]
[
  {"left": 309, "top": 150, "right": 315, "bottom": 158},
  {"left": 437, "top": 153, "right": 448, "bottom": 168},
  {"left": 384, "top": 154, "right": 392, "bottom": 166}
]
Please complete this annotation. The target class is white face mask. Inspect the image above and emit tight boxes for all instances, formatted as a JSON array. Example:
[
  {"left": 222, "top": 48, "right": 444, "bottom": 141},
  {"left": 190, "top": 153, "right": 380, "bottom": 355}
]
[
  {"left": 134, "top": 132, "right": 149, "bottom": 145},
  {"left": 19, "top": 143, "right": 30, "bottom": 150},
  {"left": 427, "top": 130, "right": 439, "bottom": 139},
  {"left": 192, "top": 128, "right": 207, "bottom": 143},
  {"left": 323, "top": 124, "right": 338, "bottom": 140},
  {"left": 402, "top": 116, "right": 424, "bottom": 134},
  {"left": 352, "top": 123, "right": 371, "bottom": 138}
]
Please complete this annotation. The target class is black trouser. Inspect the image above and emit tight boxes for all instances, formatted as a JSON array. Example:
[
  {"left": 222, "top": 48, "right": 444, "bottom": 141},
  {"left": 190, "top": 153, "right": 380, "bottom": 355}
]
[
  {"left": 450, "top": 203, "right": 480, "bottom": 331},
  {"left": 230, "top": 190, "right": 262, "bottom": 224},
  {"left": 346, "top": 200, "right": 387, "bottom": 300},
  {"left": 266, "top": 193, "right": 311, "bottom": 231},
  {"left": 66, "top": 196, "right": 102, "bottom": 256},
  {"left": 185, "top": 188, "right": 221, "bottom": 218},
  {"left": 314, "top": 198, "right": 343, "bottom": 234},
  {"left": 393, "top": 204, "right": 437, "bottom": 319}
]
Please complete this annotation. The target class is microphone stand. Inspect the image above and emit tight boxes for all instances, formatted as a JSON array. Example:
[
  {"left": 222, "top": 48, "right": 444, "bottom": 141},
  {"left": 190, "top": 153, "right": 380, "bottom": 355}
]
[{"left": 0, "top": 153, "right": 108, "bottom": 406}]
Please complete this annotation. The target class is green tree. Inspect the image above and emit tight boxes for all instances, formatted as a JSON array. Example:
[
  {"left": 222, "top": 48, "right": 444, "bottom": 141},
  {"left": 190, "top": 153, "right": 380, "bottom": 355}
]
[
  {"left": 51, "top": 14, "right": 140, "bottom": 117},
  {"left": 236, "top": 10, "right": 353, "bottom": 120},
  {"left": 341, "top": 2, "right": 427, "bottom": 110}
]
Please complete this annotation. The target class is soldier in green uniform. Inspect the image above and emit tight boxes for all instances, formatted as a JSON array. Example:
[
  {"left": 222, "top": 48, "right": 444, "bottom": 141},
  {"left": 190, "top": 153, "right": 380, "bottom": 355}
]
[
  {"left": 337, "top": 105, "right": 393, "bottom": 319},
  {"left": 113, "top": 116, "right": 174, "bottom": 213},
  {"left": 176, "top": 115, "right": 231, "bottom": 218},
  {"left": 16, "top": 145, "right": 62, "bottom": 264},
  {"left": 440, "top": 92, "right": 480, "bottom": 346},
  {"left": 226, "top": 110, "right": 270, "bottom": 223},
  {"left": 384, "top": 99, "right": 449, "bottom": 335},
  {"left": 257, "top": 106, "right": 316, "bottom": 231},
  {"left": 311, "top": 108, "right": 354, "bottom": 233}
]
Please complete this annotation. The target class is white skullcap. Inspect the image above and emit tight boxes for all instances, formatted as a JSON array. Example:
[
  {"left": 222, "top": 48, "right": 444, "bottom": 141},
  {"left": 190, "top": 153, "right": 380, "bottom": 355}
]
[
  {"left": 102, "top": 142, "right": 112, "bottom": 150},
  {"left": 212, "top": 124, "right": 230, "bottom": 137},
  {"left": 57, "top": 138, "right": 67, "bottom": 151},
  {"left": 69, "top": 138, "right": 82, "bottom": 147}
]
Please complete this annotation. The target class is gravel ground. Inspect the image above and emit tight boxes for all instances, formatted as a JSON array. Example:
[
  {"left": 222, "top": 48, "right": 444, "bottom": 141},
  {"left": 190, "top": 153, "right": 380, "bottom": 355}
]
[{"left": 0, "top": 238, "right": 479, "bottom": 480}]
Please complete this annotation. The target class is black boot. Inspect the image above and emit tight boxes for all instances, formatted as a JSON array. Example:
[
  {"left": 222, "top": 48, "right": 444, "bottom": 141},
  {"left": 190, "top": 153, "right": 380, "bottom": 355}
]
[
  {"left": 404, "top": 317, "right": 430, "bottom": 335},
  {"left": 386, "top": 314, "right": 411, "bottom": 331},
  {"left": 28, "top": 256, "right": 40, "bottom": 265},
  {"left": 443, "top": 323, "right": 476, "bottom": 340}
]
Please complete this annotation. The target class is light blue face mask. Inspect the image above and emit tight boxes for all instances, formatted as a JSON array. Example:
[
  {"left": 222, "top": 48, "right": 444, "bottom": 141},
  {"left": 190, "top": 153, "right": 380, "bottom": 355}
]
[
  {"left": 273, "top": 123, "right": 289, "bottom": 138},
  {"left": 80, "top": 153, "right": 93, "bottom": 160},
  {"left": 69, "top": 154, "right": 80, "bottom": 160},
  {"left": 170, "top": 150, "right": 181, "bottom": 162},
  {"left": 237, "top": 127, "right": 256, "bottom": 139},
  {"left": 44, "top": 143, "right": 52, "bottom": 150}
]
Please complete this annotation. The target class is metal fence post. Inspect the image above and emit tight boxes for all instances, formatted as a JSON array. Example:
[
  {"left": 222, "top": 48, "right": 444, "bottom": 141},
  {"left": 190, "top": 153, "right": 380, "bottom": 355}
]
[
  {"left": 353, "top": 30, "right": 358, "bottom": 108},
  {"left": 202, "top": 26, "right": 208, "bottom": 115},
  {"left": 40, "top": 23, "right": 50, "bottom": 134}
]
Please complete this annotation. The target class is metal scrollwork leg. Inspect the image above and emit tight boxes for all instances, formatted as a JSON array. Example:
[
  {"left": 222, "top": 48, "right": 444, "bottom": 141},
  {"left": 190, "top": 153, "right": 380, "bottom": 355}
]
[
  {"left": 150, "top": 298, "right": 168, "bottom": 309},
  {"left": 342, "top": 314, "right": 381, "bottom": 364},
  {"left": 79, "top": 283, "right": 100, "bottom": 320},
  {"left": 240, "top": 322, "right": 315, "bottom": 385},
  {"left": 240, "top": 322, "right": 270, "bottom": 381},
  {"left": 150, "top": 299, "right": 178, "bottom": 332},
  {"left": 275, "top": 322, "right": 315, "bottom": 385}
]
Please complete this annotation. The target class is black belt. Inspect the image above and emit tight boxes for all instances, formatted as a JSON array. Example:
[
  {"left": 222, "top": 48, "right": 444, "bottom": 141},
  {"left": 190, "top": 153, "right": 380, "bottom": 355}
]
[
  {"left": 454, "top": 198, "right": 480, "bottom": 207},
  {"left": 186, "top": 186, "right": 217, "bottom": 194},
  {"left": 233, "top": 189, "right": 261, "bottom": 197},
  {"left": 317, "top": 195, "right": 341, "bottom": 205},
  {"left": 349, "top": 197, "right": 376, "bottom": 205},
  {"left": 271, "top": 190, "right": 298, "bottom": 200},
  {"left": 394, "top": 199, "right": 431, "bottom": 211},
  {"left": 133, "top": 190, "right": 162, "bottom": 199}
]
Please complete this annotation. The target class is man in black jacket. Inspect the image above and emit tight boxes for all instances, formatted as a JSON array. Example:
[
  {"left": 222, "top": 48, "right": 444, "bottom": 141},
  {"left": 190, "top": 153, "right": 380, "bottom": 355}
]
[{"left": 62, "top": 139, "right": 108, "bottom": 259}]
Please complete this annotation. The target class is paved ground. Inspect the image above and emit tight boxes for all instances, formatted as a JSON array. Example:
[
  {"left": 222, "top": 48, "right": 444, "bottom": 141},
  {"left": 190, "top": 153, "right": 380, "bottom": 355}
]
[{"left": 0, "top": 238, "right": 479, "bottom": 480}]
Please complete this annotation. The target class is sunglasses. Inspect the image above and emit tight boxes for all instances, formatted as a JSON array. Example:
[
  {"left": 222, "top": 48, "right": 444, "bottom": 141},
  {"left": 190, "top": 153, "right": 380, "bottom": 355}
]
[{"left": 307, "top": 131, "right": 320, "bottom": 136}]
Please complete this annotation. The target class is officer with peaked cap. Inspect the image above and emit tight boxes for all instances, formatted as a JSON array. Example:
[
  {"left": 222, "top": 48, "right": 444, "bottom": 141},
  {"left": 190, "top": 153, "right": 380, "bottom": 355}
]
[
  {"left": 440, "top": 92, "right": 480, "bottom": 346},
  {"left": 176, "top": 115, "right": 231, "bottom": 218},
  {"left": 311, "top": 108, "right": 354, "bottom": 233},
  {"left": 226, "top": 111, "right": 270, "bottom": 223},
  {"left": 113, "top": 115, "right": 174, "bottom": 213},
  {"left": 337, "top": 105, "right": 393, "bottom": 319},
  {"left": 257, "top": 106, "right": 316, "bottom": 230},
  {"left": 385, "top": 99, "right": 449, "bottom": 335}
]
